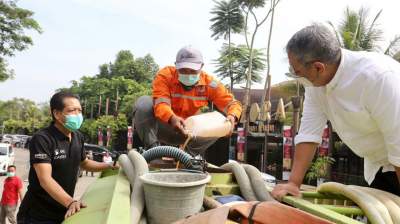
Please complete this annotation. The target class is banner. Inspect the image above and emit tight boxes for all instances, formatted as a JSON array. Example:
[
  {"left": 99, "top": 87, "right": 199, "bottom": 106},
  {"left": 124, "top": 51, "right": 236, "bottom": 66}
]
[
  {"left": 127, "top": 126, "right": 133, "bottom": 150},
  {"left": 318, "top": 126, "right": 330, "bottom": 156},
  {"left": 282, "top": 125, "right": 293, "bottom": 180},
  {"left": 97, "top": 127, "right": 103, "bottom": 146},
  {"left": 236, "top": 127, "right": 245, "bottom": 162}
]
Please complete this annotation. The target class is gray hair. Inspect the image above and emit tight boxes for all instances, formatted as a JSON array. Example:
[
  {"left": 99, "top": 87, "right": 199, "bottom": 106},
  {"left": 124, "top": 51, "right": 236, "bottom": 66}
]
[{"left": 286, "top": 24, "right": 341, "bottom": 65}]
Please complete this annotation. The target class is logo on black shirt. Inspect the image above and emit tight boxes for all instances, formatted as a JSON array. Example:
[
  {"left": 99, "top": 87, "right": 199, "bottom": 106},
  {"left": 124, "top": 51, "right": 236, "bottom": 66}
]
[
  {"left": 34, "top": 153, "right": 48, "bottom": 159},
  {"left": 54, "top": 148, "right": 66, "bottom": 160}
]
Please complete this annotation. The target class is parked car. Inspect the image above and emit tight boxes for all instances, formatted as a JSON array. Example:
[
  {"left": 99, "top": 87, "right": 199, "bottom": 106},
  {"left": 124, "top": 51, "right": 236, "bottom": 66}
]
[
  {"left": 0, "top": 143, "right": 14, "bottom": 174},
  {"left": 83, "top": 143, "right": 117, "bottom": 163},
  {"left": 0, "top": 134, "right": 13, "bottom": 144},
  {"left": 1, "top": 134, "right": 30, "bottom": 148},
  {"left": 14, "top": 135, "right": 30, "bottom": 148}
]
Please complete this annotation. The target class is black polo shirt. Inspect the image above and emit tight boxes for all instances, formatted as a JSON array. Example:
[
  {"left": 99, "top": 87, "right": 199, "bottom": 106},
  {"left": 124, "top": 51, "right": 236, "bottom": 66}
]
[{"left": 18, "top": 123, "right": 86, "bottom": 222}]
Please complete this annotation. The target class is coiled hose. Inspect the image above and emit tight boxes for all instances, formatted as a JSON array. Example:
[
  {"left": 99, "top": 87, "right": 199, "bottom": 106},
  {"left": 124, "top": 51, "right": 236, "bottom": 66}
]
[
  {"left": 221, "top": 162, "right": 274, "bottom": 202},
  {"left": 221, "top": 161, "right": 257, "bottom": 201},
  {"left": 141, "top": 146, "right": 194, "bottom": 169},
  {"left": 119, "top": 150, "right": 149, "bottom": 224},
  {"left": 242, "top": 164, "right": 275, "bottom": 202}
]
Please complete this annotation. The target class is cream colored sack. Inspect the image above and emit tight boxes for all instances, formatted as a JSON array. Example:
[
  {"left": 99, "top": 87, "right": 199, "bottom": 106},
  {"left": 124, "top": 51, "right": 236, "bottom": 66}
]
[{"left": 184, "top": 111, "right": 232, "bottom": 138}]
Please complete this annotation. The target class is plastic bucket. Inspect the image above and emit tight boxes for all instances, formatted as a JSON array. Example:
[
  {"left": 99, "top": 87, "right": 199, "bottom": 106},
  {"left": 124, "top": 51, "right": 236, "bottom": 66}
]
[{"left": 140, "top": 171, "right": 211, "bottom": 224}]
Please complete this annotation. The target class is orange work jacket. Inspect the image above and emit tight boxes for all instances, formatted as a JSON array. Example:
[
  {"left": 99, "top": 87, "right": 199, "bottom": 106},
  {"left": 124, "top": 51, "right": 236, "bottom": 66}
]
[{"left": 153, "top": 66, "right": 242, "bottom": 123}]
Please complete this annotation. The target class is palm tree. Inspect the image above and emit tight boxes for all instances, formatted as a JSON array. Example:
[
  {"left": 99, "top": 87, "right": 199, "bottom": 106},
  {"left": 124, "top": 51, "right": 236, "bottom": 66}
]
[
  {"left": 237, "top": 0, "right": 280, "bottom": 126},
  {"left": 384, "top": 35, "right": 400, "bottom": 61},
  {"left": 329, "top": 7, "right": 400, "bottom": 59},
  {"left": 214, "top": 44, "right": 265, "bottom": 86},
  {"left": 210, "top": 0, "right": 244, "bottom": 91}
]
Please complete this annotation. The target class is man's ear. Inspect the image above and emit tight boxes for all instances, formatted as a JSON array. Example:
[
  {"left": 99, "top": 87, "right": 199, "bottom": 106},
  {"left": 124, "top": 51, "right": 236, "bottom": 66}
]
[
  {"left": 53, "top": 110, "right": 63, "bottom": 122},
  {"left": 314, "top": 62, "right": 326, "bottom": 73}
]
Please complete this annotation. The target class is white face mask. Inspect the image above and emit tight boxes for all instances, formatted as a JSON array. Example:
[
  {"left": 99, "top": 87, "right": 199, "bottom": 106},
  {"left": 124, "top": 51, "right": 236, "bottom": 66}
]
[
  {"left": 178, "top": 73, "right": 200, "bottom": 86},
  {"left": 297, "top": 77, "right": 314, "bottom": 87}
]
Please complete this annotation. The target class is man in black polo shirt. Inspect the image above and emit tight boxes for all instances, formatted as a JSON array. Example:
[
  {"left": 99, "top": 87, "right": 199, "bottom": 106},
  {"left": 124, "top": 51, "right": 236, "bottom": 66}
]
[{"left": 17, "top": 92, "right": 117, "bottom": 224}]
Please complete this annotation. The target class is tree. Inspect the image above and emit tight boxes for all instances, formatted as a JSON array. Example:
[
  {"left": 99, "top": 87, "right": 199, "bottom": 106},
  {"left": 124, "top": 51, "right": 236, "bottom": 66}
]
[
  {"left": 237, "top": 0, "right": 281, "bottom": 124},
  {"left": 210, "top": 0, "right": 244, "bottom": 91},
  {"left": 328, "top": 7, "right": 400, "bottom": 59},
  {"left": 0, "top": 98, "right": 50, "bottom": 134},
  {"left": 214, "top": 44, "right": 265, "bottom": 87},
  {"left": 99, "top": 50, "right": 158, "bottom": 83},
  {"left": 0, "top": 0, "right": 42, "bottom": 82},
  {"left": 80, "top": 114, "right": 127, "bottom": 146},
  {"left": 63, "top": 75, "right": 154, "bottom": 120}
]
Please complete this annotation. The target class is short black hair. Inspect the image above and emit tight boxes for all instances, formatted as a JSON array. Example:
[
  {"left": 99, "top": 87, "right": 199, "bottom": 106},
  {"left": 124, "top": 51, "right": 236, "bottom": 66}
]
[
  {"left": 50, "top": 91, "right": 80, "bottom": 121},
  {"left": 7, "top": 165, "right": 16, "bottom": 170}
]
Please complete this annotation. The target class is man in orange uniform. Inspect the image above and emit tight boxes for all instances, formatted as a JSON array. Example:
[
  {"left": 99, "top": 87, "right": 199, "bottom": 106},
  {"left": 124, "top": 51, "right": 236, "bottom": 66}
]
[{"left": 134, "top": 46, "right": 242, "bottom": 156}]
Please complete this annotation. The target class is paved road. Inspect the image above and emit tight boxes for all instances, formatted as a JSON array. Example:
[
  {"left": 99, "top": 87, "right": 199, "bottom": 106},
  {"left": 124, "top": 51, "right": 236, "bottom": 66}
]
[{"left": 0, "top": 148, "right": 98, "bottom": 223}]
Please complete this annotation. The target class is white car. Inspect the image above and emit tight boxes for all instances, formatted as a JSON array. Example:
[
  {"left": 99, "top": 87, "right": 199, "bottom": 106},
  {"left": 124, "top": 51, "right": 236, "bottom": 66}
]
[{"left": 0, "top": 143, "right": 15, "bottom": 174}]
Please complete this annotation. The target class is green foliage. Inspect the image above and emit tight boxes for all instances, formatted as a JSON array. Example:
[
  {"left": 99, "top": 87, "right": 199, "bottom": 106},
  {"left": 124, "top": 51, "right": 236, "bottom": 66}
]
[
  {"left": 306, "top": 156, "right": 335, "bottom": 184},
  {"left": 394, "top": 51, "right": 400, "bottom": 63},
  {"left": 237, "top": 0, "right": 266, "bottom": 8},
  {"left": 0, "top": 98, "right": 50, "bottom": 134},
  {"left": 0, "top": 0, "right": 42, "bottom": 81},
  {"left": 97, "top": 50, "right": 158, "bottom": 83},
  {"left": 119, "top": 85, "right": 152, "bottom": 118},
  {"left": 63, "top": 76, "right": 152, "bottom": 119},
  {"left": 329, "top": 6, "right": 400, "bottom": 58},
  {"left": 214, "top": 43, "right": 265, "bottom": 86},
  {"left": 210, "top": 0, "right": 244, "bottom": 40},
  {"left": 80, "top": 114, "right": 127, "bottom": 145},
  {"left": 61, "top": 50, "right": 159, "bottom": 121},
  {"left": 340, "top": 7, "right": 383, "bottom": 51},
  {"left": 210, "top": 0, "right": 245, "bottom": 91}
]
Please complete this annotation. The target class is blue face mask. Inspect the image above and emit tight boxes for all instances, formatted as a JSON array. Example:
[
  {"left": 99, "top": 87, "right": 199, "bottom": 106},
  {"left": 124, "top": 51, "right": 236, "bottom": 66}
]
[
  {"left": 7, "top": 172, "right": 15, "bottom": 177},
  {"left": 64, "top": 113, "right": 83, "bottom": 131},
  {"left": 178, "top": 73, "right": 200, "bottom": 86}
]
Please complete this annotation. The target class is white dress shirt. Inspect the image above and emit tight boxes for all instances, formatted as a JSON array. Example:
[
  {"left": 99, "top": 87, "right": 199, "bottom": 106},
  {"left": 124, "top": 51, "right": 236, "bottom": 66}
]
[{"left": 295, "top": 49, "right": 400, "bottom": 184}]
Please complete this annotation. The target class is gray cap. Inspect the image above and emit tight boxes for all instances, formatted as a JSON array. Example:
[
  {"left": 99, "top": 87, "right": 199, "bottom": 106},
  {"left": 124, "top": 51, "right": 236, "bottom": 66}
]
[{"left": 175, "top": 46, "right": 203, "bottom": 70}]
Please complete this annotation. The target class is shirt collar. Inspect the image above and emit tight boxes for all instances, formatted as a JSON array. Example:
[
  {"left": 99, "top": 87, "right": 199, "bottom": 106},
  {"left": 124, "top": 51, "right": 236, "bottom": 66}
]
[
  {"left": 49, "top": 122, "right": 70, "bottom": 141},
  {"left": 326, "top": 48, "right": 346, "bottom": 93}
]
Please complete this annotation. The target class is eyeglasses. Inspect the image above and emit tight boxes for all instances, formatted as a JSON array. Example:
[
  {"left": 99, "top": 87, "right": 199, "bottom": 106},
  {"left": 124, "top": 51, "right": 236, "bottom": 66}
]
[
  {"left": 285, "top": 66, "right": 301, "bottom": 79},
  {"left": 286, "top": 60, "right": 320, "bottom": 79}
]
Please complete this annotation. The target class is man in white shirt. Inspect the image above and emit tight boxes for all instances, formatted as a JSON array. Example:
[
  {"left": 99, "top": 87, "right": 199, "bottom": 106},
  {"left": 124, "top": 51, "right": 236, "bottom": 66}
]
[{"left": 272, "top": 24, "right": 400, "bottom": 200}]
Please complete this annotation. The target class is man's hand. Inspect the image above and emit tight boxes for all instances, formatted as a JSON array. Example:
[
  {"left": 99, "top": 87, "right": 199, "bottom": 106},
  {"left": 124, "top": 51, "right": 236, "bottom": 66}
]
[
  {"left": 108, "top": 162, "right": 120, "bottom": 170},
  {"left": 65, "top": 200, "right": 87, "bottom": 219},
  {"left": 226, "top": 115, "right": 236, "bottom": 136},
  {"left": 169, "top": 115, "right": 187, "bottom": 136},
  {"left": 271, "top": 182, "right": 301, "bottom": 201}
]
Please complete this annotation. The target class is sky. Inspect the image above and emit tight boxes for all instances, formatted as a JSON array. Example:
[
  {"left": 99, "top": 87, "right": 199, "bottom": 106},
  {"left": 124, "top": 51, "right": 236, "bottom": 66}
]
[{"left": 1, "top": 0, "right": 399, "bottom": 104}]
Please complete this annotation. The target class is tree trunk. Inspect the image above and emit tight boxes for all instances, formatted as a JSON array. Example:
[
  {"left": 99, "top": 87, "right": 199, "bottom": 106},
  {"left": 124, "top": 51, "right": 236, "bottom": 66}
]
[
  {"left": 262, "top": 0, "right": 276, "bottom": 172},
  {"left": 228, "top": 28, "right": 233, "bottom": 92},
  {"left": 105, "top": 97, "right": 109, "bottom": 115},
  {"left": 98, "top": 95, "right": 102, "bottom": 117}
]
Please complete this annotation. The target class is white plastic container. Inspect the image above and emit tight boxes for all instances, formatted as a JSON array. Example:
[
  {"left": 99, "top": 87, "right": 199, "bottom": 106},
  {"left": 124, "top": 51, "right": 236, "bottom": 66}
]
[{"left": 184, "top": 111, "right": 232, "bottom": 138}]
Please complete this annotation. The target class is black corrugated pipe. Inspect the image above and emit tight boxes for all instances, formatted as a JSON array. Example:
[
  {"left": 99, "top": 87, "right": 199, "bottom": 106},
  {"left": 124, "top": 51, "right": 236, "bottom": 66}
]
[{"left": 141, "top": 146, "right": 194, "bottom": 169}]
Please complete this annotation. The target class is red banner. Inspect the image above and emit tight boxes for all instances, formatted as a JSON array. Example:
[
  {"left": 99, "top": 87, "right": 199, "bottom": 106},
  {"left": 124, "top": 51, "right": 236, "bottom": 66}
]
[
  {"left": 318, "top": 126, "right": 329, "bottom": 156},
  {"left": 236, "top": 127, "right": 245, "bottom": 162},
  {"left": 127, "top": 126, "right": 133, "bottom": 150},
  {"left": 282, "top": 126, "right": 293, "bottom": 180},
  {"left": 97, "top": 127, "right": 103, "bottom": 146}
]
